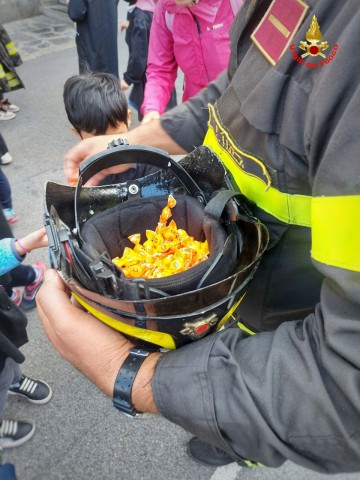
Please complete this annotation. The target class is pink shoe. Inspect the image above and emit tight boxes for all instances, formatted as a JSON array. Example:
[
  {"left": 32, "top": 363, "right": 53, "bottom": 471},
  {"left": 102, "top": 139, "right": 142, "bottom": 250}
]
[
  {"left": 3, "top": 208, "right": 19, "bottom": 224},
  {"left": 21, "top": 261, "right": 47, "bottom": 310},
  {"left": 10, "top": 288, "right": 22, "bottom": 307}
]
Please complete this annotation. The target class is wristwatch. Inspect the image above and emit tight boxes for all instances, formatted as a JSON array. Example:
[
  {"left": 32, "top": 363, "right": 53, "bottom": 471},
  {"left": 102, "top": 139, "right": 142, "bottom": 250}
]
[
  {"left": 112, "top": 348, "right": 151, "bottom": 417},
  {"left": 107, "top": 138, "right": 129, "bottom": 149}
]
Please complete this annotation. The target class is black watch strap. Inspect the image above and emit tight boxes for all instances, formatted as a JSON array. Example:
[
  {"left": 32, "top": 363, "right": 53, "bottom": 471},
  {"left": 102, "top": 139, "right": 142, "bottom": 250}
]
[{"left": 113, "top": 348, "right": 151, "bottom": 417}]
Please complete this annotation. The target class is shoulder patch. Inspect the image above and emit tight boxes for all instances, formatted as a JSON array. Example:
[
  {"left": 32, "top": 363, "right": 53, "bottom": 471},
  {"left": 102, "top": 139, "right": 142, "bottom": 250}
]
[{"left": 251, "top": 0, "right": 309, "bottom": 65}]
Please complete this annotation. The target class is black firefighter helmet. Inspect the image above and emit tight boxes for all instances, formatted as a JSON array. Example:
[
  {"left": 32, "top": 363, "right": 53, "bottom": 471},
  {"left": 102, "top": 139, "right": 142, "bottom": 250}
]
[{"left": 44, "top": 144, "right": 269, "bottom": 349}]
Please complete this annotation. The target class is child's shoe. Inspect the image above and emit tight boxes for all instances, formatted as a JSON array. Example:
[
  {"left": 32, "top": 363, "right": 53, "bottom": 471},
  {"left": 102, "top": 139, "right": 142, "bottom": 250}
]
[
  {"left": 0, "top": 419, "right": 35, "bottom": 449},
  {"left": 3, "top": 208, "right": 19, "bottom": 224},
  {"left": 21, "top": 261, "right": 47, "bottom": 310},
  {"left": 0, "top": 152, "right": 13, "bottom": 164},
  {"left": 10, "top": 289, "right": 22, "bottom": 307},
  {"left": 8, "top": 374, "right": 52, "bottom": 404}
]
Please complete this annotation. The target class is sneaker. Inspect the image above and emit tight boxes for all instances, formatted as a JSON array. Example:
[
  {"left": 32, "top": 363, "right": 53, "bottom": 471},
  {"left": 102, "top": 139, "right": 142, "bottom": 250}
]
[
  {"left": 0, "top": 108, "right": 16, "bottom": 120},
  {"left": 8, "top": 374, "right": 52, "bottom": 404},
  {"left": 0, "top": 419, "right": 35, "bottom": 449},
  {"left": 21, "top": 261, "right": 47, "bottom": 310},
  {"left": 0, "top": 152, "right": 13, "bottom": 164},
  {"left": 3, "top": 208, "right": 19, "bottom": 224},
  {"left": 10, "top": 288, "right": 22, "bottom": 307},
  {"left": 0, "top": 98, "right": 20, "bottom": 113}
]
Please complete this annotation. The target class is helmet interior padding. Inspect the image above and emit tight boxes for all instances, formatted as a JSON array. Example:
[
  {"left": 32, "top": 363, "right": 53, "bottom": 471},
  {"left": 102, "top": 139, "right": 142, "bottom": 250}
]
[{"left": 80, "top": 194, "right": 237, "bottom": 297}]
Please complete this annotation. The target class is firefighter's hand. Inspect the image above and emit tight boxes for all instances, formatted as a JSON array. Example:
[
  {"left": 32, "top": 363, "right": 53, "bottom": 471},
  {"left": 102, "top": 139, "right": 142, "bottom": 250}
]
[{"left": 36, "top": 269, "right": 160, "bottom": 412}]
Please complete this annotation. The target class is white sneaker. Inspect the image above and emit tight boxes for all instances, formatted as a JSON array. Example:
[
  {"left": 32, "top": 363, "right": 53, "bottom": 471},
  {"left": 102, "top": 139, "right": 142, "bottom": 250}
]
[
  {"left": 0, "top": 98, "right": 20, "bottom": 112},
  {"left": 0, "top": 152, "right": 12, "bottom": 164},
  {"left": 0, "top": 108, "right": 15, "bottom": 120}
]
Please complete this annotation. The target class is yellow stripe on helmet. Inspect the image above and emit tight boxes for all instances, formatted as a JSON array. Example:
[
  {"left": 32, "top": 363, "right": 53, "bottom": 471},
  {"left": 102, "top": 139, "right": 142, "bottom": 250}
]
[{"left": 72, "top": 293, "right": 176, "bottom": 350}]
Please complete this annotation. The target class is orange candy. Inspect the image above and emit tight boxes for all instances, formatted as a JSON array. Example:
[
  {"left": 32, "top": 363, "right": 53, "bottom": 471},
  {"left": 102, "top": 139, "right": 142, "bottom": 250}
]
[{"left": 112, "top": 195, "right": 209, "bottom": 279}]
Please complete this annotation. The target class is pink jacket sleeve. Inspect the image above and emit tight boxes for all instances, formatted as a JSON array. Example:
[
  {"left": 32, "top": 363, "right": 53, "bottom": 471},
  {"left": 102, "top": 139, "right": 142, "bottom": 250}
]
[{"left": 141, "top": 0, "right": 179, "bottom": 115}]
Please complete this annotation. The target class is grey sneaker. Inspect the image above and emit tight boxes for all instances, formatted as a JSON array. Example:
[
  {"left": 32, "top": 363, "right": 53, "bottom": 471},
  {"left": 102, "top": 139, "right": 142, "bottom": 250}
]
[
  {"left": 0, "top": 419, "right": 35, "bottom": 449},
  {"left": 8, "top": 374, "right": 52, "bottom": 404}
]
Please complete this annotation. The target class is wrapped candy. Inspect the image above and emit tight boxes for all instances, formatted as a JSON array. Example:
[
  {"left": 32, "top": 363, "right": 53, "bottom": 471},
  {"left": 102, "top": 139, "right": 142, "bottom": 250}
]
[{"left": 113, "top": 195, "right": 209, "bottom": 279}]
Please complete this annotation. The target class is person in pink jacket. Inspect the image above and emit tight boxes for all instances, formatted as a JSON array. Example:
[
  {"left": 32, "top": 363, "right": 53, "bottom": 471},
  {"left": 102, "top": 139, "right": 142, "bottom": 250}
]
[{"left": 141, "top": 0, "right": 244, "bottom": 124}]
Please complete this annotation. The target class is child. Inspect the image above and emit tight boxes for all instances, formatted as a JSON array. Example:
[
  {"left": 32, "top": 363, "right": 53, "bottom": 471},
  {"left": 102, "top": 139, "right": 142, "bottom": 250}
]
[
  {"left": 120, "top": 0, "right": 177, "bottom": 121},
  {"left": 63, "top": 72, "right": 160, "bottom": 185},
  {"left": 141, "top": 0, "right": 244, "bottom": 123},
  {"left": 0, "top": 221, "right": 52, "bottom": 455}
]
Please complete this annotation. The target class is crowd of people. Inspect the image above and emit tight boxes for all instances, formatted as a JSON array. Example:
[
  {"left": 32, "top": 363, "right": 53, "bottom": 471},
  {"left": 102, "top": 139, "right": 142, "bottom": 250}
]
[{"left": 1, "top": 0, "right": 360, "bottom": 479}]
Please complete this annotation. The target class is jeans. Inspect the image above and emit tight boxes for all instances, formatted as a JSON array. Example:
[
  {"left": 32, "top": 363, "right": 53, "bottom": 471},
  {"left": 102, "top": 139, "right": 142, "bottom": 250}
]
[
  {"left": 0, "top": 132, "right": 8, "bottom": 157},
  {"left": 0, "top": 357, "right": 21, "bottom": 421},
  {"left": 0, "top": 168, "right": 12, "bottom": 210}
]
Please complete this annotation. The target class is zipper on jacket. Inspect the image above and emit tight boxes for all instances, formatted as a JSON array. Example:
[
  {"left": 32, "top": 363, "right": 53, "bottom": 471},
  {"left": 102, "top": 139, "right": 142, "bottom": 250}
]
[{"left": 195, "top": 19, "right": 201, "bottom": 36}]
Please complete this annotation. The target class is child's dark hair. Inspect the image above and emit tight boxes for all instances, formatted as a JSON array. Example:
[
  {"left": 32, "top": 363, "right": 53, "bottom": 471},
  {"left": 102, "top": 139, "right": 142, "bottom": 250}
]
[{"left": 63, "top": 72, "right": 128, "bottom": 135}]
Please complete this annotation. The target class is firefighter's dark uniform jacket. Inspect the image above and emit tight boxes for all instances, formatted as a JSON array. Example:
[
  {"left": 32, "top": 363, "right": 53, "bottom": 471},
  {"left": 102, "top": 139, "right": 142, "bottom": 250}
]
[{"left": 152, "top": 0, "right": 360, "bottom": 473}]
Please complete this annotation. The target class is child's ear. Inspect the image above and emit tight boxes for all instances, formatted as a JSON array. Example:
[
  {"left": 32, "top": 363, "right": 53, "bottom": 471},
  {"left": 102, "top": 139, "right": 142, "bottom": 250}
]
[
  {"left": 70, "top": 125, "right": 82, "bottom": 139},
  {"left": 127, "top": 108, "right": 132, "bottom": 127}
]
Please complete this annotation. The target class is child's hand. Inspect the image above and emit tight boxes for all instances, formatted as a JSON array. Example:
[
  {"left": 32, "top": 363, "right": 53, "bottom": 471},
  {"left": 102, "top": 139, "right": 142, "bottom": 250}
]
[
  {"left": 120, "top": 79, "right": 129, "bottom": 91},
  {"left": 142, "top": 111, "right": 161, "bottom": 124},
  {"left": 120, "top": 20, "right": 129, "bottom": 32},
  {"left": 16, "top": 227, "right": 48, "bottom": 256}
]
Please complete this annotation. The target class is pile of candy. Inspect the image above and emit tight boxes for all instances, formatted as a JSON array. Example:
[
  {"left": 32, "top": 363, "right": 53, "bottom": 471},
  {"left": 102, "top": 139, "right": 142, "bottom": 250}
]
[{"left": 112, "top": 195, "right": 209, "bottom": 279}]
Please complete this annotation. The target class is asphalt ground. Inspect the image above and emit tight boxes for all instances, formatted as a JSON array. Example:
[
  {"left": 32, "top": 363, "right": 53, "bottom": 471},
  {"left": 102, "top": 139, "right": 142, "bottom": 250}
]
[{"left": 0, "top": 5, "right": 358, "bottom": 480}]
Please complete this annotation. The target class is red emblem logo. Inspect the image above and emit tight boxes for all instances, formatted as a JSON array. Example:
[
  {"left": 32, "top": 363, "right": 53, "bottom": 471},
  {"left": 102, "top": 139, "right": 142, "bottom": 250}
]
[{"left": 180, "top": 314, "right": 218, "bottom": 339}]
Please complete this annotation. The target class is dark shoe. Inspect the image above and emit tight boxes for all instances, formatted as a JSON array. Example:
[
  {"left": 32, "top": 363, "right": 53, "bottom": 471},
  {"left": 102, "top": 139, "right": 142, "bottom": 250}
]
[
  {"left": 187, "top": 437, "right": 236, "bottom": 467},
  {"left": 8, "top": 374, "right": 52, "bottom": 404},
  {"left": 0, "top": 419, "right": 35, "bottom": 449}
]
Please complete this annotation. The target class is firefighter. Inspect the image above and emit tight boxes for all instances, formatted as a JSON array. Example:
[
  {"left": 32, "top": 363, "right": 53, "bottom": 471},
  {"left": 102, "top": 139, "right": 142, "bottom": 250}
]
[{"left": 39, "top": 0, "right": 360, "bottom": 473}]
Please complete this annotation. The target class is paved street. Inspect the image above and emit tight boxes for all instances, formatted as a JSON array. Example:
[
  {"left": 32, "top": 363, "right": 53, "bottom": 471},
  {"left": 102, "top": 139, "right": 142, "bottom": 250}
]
[{"left": 0, "top": 5, "right": 358, "bottom": 480}]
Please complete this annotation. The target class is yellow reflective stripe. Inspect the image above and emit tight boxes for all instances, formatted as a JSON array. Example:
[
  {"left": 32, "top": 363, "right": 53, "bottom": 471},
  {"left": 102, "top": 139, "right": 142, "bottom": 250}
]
[
  {"left": 244, "top": 460, "right": 264, "bottom": 468},
  {"left": 203, "top": 105, "right": 312, "bottom": 227},
  {"left": 7, "top": 76, "right": 20, "bottom": 88},
  {"left": 216, "top": 294, "right": 246, "bottom": 331},
  {"left": 72, "top": 293, "right": 177, "bottom": 350},
  {"left": 5, "top": 41, "right": 17, "bottom": 56},
  {"left": 0, "top": 65, "right": 5, "bottom": 79},
  {"left": 311, "top": 196, "right": 360, "bottom": 272},
  {"left": 237, "top": 321, "right": 256, "bottom": 335}
]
